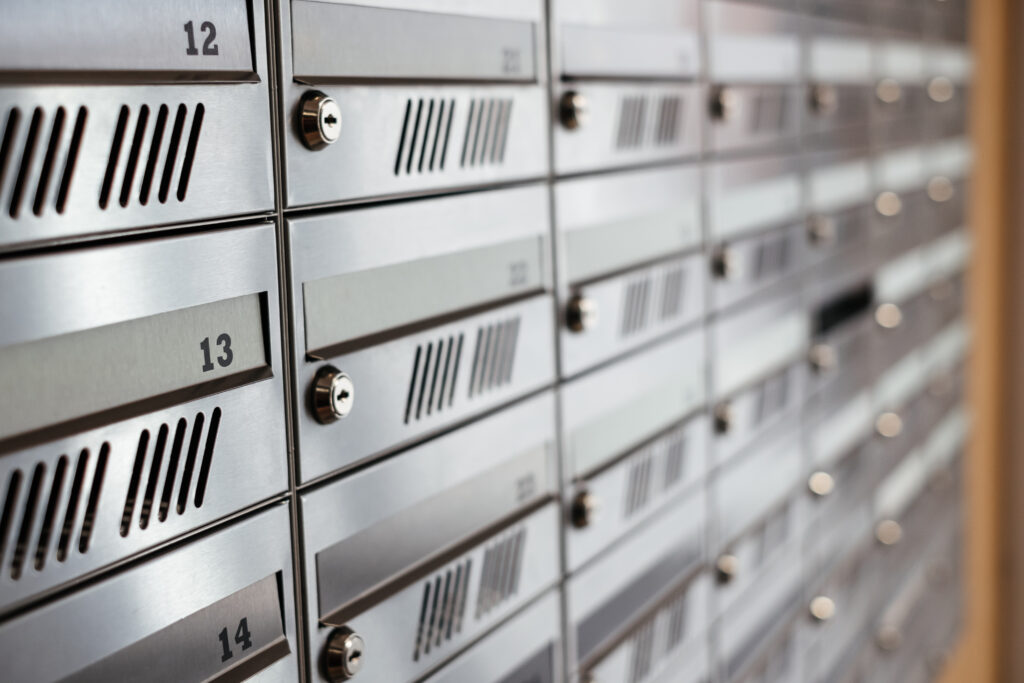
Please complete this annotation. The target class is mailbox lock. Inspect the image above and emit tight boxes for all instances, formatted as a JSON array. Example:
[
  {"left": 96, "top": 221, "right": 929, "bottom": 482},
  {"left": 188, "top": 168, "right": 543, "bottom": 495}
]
[
  {"left": 559, "top": 91, "right": 589, "bottom": 130},
  {"left": 927, "top": 175, "right": 955, "bottom": 203},
  {"left": 571, "top": 490, "right": 600, "bottom": 529},
  {"left": 810, "top": 83, "right": 839, "bottom": 116},
  {"left": 300, "top": 91, "right": 342, "bottom": 150},
  {"left": 875, "top": 519, "right": 903, "bottom": 546},
  {"left": 928, "top": 76, "right": 955, "bottom": 103},
  {"left": 566, "top": 294, "right": 598, "bottom": 333},
  {"left": 875, "top": 411, "right": 903, "bottom": 438},
  {"left": 716, "top": 554, "right": 739, "bottom": 584},
  {"left": 809, "top": 595, "right": 836, "bottom": 622},
  {"left": 712, "top": 247, "right": 741, "bottom": 281},
  {"left": 325, "top": 626, "right": 365, "bottom": 680},
  {"left": 710, "top": 86, "right": 739, "bottom": 122},
  {"left": 808, "top": 471, "right": 835, "bottom": 497},
  {"left": 876, "top": 78, "right": 903, "bottom": 104},
  {"left": 809, "top": 343, "right": 837, "bottom": 372},
  {"left": 874, "top": 191, "right": 902, "bottom": 217},
  {"left": 313, "top": 366, "right": 355, "bottom": 423},
  {"left": 874, "top": 302, "right": 903, "bottom": 329},
  {"left": 807, "top": 214, "right": 837, "bottom": 246},
  {"left": 713, "top": 402, "right": 733, "bottom": 435},
  {"left": 876, "top": 624, "right": 903, "bottom": 652}
]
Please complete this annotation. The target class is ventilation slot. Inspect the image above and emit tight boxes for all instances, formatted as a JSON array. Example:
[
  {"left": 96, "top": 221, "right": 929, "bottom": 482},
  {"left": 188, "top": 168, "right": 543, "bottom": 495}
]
[
  {"left": 665, "top": 591, "right": 689, "bottom": 651},
  {"left": 754, "top": 371, "right": 790, "bottom": 426},
  {"left": 659, "top": 265, "right": 686, "bottom": 321},
  {"left": 0, "top": 106, "right": 83, "bottom": 219},
  {"left": 394, "top": 98, "right": 455, "bottom": 175},
  {"left": 467, "top": 317, "right": 520, "bottom": 398},
  {"left": 663, "top": 430, "right": 687, "bottom": 488},
  {"left": 629, "top": 619, "right": 656, "bottom": 683},
  {"left": 624, "top": 449, "right": 655, "bottom": 518},
  {"left": 120, "top": 409, "right": 220, "bottom": 536},
  {"left": 413, "top": 558, "right": 472, "bottom": 661},
  {"left": 753, "top": 90, "right": 787, "bottom": 134},
  {"left": 616, "top": 96, "right": 648, "bottom": 149},
  {"left": 620, "top": 276, "right": 652, "bottom": 337},
  {"left": 404, "top": 334, "right": 465, "bottom": 424},
  {"left": 655, "top": 96, "right": 683, "bottom": 145},
  {"left": 100, "top": 102, "right": 203, "bottom": 209},
  {"left": 754, "top": 233, "right": 792, "bottom": 279},
  {"left": 0, "top": 444, "right": 108, "bottom": 579},
  {"left": 476, "top": 525, "right": 526, "bottom": 619},
  {"left": 460, "top": 98, "right": 513, "bottom": 168}
]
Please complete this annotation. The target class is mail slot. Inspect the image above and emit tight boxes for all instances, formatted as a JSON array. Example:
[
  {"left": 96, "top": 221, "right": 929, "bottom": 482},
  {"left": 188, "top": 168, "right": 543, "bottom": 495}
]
[
  {"left": 420, "top": 590, "right": 561, "bottom": 683},
  {"left": 0, "top": 224, "right": 287, "bottom": 615},
  {"left": 707, "top": 155, "right": 804, "bottom": 312},
  {"left": 706, "top": 2, "right": 803, "bottom": 154},
  {"left": 709, "top": 290, "right": 808, "bottom": 464},
  {"left": 549, "top": 0, "right": 701, "bottom": 175},
  {"left": 0, "top": 502, "right": 298, "bottom": 682},
  {"left": 566, "top": 489, "right": 706, "bottom": 677},
  {"left": 804, "top": 7, "right": 873, "bottom": 149},
  {"left": 278, "top": 0, "right": 548, "bottom": 207},
  {"left": 554, "top": 165, "right": 705, "bottom": 377},
  {"left": 0, "top": 0, "right": 274, "bottom": 249},
  {"left": 298, "top": 392, "right": 559, "bottom": 683},
  {"left": 287, "top": 185, "right": 556, "bottom": 482}
]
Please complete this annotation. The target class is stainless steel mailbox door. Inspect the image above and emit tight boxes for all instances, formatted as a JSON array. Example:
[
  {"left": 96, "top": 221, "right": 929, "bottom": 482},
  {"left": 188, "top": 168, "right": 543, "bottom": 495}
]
[
  {"left": 554, "top": 165, "right": 705, "bottom": 377},
  {"left": 299, "top": 392, "right": 559, "bottom": 683},
  {"left": 278, "top": 0, "right": 548, "bottom": 207},
  {"left": 0, "top": 225, "right": 287, "bottom": 615},
  {"left": 288, "top": 185, "right": 556, "bottom": 482},
  {"left": 0, "top": 0, "right": 275, "bottom": 250},
  {"left": 0, "top": 503, "right": 299, "bottom": 682}
]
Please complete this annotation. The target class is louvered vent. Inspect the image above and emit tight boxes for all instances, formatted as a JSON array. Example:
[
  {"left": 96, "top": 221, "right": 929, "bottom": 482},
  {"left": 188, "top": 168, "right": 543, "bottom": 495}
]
[
  {"left": 468, "top": 317, "right": 520, "bottom": 398},
  {"left": 621, "top": 276, "right": 652, "bottom": 336},
  {"left": 404, "top": 334, "right": 465, "bottom": 424},
  {"left": 752, "top": 90, "right": 787, "bottom": 134},
  {"left": 460, "top": 98, "right": 513, "bottom": 168},
  {"left": 663, "top": 430, "right": 687, "bottom": 487},
  {"left": 659, "top": 264, "right": 686, "bottom": 321},
  {"left": 395, "top": 98, "right": 456, "bottom": 175},
  {"left": 753, "top": 232, "right": 792, "bottom": 279},
  {"left": 99, "top": 102, "right": 204, "bottom": 209},
  {"left": 476, "top": 525, "right": 526, "bottom": 618},
  {"left": 624, "top": 450, "right": 655, "bottom": 518},
  {"left": 413, "top": 557, "right": 472, "bottom": 661},
  {"left": 754, "top": 370, "right": 790, "bottom": 427},
  {"left": 625, "top": 587, "right": 691, "bottom": 683},
  {"left": 119, "top": 408, "right": 221, "bottom": 536},
  {"left": 616, "top": 96, "right": 682, "bottom": 150},
  {"left": 0, "top": 105, "right": 88, "bottom": 219},
  {"left": 0, "top": 445, "right": 109, "bottom": 579}
]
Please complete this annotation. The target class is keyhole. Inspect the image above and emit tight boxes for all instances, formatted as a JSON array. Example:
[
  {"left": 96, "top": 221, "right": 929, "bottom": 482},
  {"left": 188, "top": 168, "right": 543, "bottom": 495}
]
[
  {"left": 336, "top": 389, "right": 349, "bottom": 402},
  {"left": 324, "top": 113, "right": 338, "bottom": 128},
  {"left": 348, "top": 649, "right": 361, "bottom": 664}
]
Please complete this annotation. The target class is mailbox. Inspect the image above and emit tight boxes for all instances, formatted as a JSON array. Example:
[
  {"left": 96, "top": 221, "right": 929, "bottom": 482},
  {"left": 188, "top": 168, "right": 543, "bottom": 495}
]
[
  {"left": 0, "top": 1, "right": 275, "bottom": 250},
  {"left": 286, "top": 185, "right": 556, "bottom": 482},
  {"left": 871, "top": 6, "right": 926, "bottom": 149},
  {"left": 706, "top": 2, "right": 803, "bottom": 154},
  {"left": 554, "top": 165, "right": 705, "bottom": 377},
  {"left": 549, "top": 0, "right": 702, "bottom": 175},
  {"left": 298, "top": 392, "right": 560, "bottom": 683},
  {"left": 709, "top": 291, "right": 808, "bottom": 465},
  {"left": 565, "top": 489, "right": 707, "bottom": 681},
  {"left": 925, "top": 44, "right": 971, "bottom": 140},
  {"left": 922, "top": 137, "right": 971, "bottom": 243},
  {"left": 0, "top": 224, "right": 287, "bottom": 615},
  {"left": 707, "top": 155, "right": 806, "bottom": 313},
  {"left": 0, "top": 503, "right": 299, "bottom": 682},
  {"left": 803, "top": 146, "right": 874, "bottom": 276},
  {"left": 277, "top": 0, "right": 549, "bottom": 207},
  {"left": 804, "top": 6, "right": 873, "bottom": 149}
]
